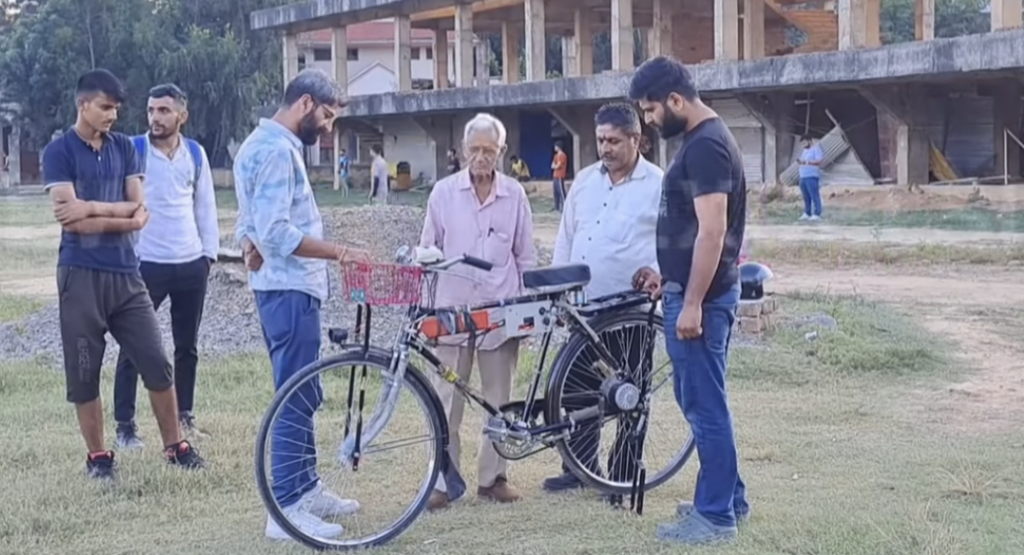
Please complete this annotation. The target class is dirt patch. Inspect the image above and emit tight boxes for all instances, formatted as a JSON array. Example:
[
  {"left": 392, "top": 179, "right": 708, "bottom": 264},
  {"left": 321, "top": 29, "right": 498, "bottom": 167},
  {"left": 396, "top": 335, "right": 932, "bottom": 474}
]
[
  {"left": 0, "top": 276, "right": 56, "bottom": 299},
  {"left": 771, "top": 264, "right": 1024, "bottom": 435},
  {"left": 823, "top": 185, "right": 1024, "bottom": 213}
]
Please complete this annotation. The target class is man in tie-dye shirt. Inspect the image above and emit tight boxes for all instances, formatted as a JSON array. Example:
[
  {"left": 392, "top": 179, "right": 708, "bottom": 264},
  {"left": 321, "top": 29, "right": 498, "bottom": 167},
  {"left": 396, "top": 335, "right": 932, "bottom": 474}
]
[{"left": 233, "top": 69, "right": 371, "bottom": 542}]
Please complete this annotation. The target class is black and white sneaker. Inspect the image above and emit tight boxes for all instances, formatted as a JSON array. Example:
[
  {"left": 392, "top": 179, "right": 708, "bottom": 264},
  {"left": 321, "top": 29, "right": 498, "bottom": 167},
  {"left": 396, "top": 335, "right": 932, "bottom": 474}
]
[
  {"left": 86, "top": 451, "right": 117, "bottom": 480},
  {"left": 115, "top": 421, "right": 145, "bottom": 451},
  {"left": 164, "top": 440, "right": 206, "bottom": 470}
]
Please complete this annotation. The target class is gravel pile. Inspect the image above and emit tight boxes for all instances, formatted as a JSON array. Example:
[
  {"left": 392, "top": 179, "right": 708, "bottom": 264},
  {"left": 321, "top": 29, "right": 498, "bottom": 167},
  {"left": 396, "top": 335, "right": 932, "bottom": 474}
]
[{"left": 0, "top": 204, "right": 555, "bottom": 368}]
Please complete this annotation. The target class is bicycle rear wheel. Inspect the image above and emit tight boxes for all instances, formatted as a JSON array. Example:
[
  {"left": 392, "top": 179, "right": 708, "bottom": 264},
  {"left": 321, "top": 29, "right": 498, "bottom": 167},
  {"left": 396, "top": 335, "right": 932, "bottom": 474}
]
[
  {"left": 543, "top": 309, "right": 695, "bottom": 495},
  {"left": 254, "top": 350, "right": 446, "bottom": 550}
]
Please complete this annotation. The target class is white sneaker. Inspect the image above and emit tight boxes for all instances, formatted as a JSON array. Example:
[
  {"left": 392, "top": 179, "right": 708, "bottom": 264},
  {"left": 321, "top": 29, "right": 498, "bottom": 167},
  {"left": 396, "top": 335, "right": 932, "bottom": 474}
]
[
  {"left": 809, "top": 215, "right": 821, "bottom": 221},
  {"left": 798, "top": 214, "right": 810, "bottom": 221},
  {"left": 265, "top": 505, "right": 344, "bottom": 541},
  {"left": 308, "top": 484, "right": 361, "bottom": 518}
]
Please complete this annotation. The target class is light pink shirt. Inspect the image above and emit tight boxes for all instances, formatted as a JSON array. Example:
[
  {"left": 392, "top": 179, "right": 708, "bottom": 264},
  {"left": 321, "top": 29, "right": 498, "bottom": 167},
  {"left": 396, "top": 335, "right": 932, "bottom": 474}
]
[{"left": 419, "top": 170, "right": 536, "bottom": 349}]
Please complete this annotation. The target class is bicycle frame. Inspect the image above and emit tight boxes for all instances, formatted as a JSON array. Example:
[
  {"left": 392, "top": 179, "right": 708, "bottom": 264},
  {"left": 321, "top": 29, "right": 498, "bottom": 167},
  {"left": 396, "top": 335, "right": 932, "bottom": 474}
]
[{"left": 337, "top": 283, "right": 656, "bottom": 467}]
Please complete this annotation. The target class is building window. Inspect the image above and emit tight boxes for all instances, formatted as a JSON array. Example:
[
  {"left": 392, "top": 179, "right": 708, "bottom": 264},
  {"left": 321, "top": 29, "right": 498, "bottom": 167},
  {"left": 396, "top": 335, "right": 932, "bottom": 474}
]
[
  {"left": 312, "top": 48, "right": 331, "bottom": 62},
  {"left": 425, "top": 47, "right": 433, "bottom": 60},
  {"left": 411, "top": 47, "right": 421, "bottom": 60},
  {"left": 347, "top": 48, "right": 359, "bottom": 61},
  {"left": 298, "top": 54, "right": 306, "bottom": 70}
]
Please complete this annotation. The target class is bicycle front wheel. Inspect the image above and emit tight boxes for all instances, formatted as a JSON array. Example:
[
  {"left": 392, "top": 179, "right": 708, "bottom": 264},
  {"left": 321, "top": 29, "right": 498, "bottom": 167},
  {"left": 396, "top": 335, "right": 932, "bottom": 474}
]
[
  {"left": 544, "top": 309, "right": 695, "bottom": 495},
  {"left": 254, "top": 350, "right": 446, "bottom": 550}
]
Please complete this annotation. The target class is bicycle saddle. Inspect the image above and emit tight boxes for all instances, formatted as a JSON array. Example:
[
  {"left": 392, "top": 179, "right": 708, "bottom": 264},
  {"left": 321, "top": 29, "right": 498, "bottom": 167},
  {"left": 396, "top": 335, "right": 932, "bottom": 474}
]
[{"left": 523, "top": 264, "right": 591, "bottom": 291}]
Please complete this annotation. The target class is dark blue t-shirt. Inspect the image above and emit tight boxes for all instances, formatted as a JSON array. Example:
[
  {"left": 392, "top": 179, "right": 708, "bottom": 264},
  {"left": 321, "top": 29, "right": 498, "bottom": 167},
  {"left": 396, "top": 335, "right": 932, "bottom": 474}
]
[{"left": 42, "top": 129, "right": 143, "bottom": 273}]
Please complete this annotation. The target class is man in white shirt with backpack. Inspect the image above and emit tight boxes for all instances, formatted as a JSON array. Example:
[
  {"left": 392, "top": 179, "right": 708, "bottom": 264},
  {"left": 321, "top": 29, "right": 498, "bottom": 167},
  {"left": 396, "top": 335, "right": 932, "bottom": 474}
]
[{"left": 114, "top": 83, "right": 219, "bottom": 449}]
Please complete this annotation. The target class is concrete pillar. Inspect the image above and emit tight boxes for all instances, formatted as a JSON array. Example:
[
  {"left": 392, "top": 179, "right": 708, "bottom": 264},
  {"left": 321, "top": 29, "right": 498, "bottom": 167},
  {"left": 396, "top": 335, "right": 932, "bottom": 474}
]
[
  {"left": 474, "top": 35, "right": 490, "bottom": 86},
  {"left": 434, "top": 28, "right": 450, "bottom": 89},
  {"left": 502, "top": 23, "right": 521, "bottom": 83},
  {"left": 611, "top": 0, "right": 634, "bottom": 70},
  {"left": 993, "top": 82, "right": 1023, "bottom": 179},
  {"left": 743, "top": 0, "right": 764, "bottom": 59},
  {"left": 331, "top": 27, "right": 349, "bottom": 191},
  {"left": 991, "top": 0, "right": 1023, "bottom": 30},
  {"left": 914, "top": 0, "right": 934, "bottom": 40},
  {"left": 283, "top": 34, "right": 299, "bottom": 86},
  {"left": 650, "top": 0, "right": 673, "bottom": 57},
  {"left": 548, "top": 106, "right": 598, "bottom": 176},
  {"left": 862, "top": 86, "right": 930, "bottom": 186},
  {"left": 524, "top": 0, "right": 546, "bottom": 81},
  {"left": 739, "top": 93, "right": 795, "bottom": 186},
  {"left": 414, "top": 115, "right": 455, "bottom": 182},
  {"left": 715, "top": 0, "right": 740, "bottom": 60},
  {"left": 455, "top": 5, "right": 475, "bottom": 87},
  {"left": 839, "top": 0, "right": 881, "bottom": 49},
  {"left": 562, "top": 36, "right": 577, "bottom": 77},
  {"left": 574, "top": 9, "right": 594, "bottom": 76},
  {"left": 394, "top": 16, "right": 412, "bottom": 91}
]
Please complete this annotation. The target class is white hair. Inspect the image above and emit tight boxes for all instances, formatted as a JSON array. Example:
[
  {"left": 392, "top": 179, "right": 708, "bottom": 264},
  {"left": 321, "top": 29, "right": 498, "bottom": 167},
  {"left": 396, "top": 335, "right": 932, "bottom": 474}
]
[{"left": 463, "top": 112, "right": 507, "bottom": 147}]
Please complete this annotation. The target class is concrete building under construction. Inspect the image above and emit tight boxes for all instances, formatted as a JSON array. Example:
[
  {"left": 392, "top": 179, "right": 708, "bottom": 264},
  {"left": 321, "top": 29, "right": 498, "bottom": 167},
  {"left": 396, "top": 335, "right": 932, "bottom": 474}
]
[{"left": 250, "top": 0, "right": 1024, "bottom": 189}]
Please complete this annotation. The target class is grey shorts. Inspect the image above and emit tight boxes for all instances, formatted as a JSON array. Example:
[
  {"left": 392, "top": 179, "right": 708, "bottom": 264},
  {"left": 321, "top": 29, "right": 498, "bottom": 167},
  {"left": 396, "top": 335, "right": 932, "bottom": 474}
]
[{"left": 57, "top": 266, "right": 173, "bottom": 404}]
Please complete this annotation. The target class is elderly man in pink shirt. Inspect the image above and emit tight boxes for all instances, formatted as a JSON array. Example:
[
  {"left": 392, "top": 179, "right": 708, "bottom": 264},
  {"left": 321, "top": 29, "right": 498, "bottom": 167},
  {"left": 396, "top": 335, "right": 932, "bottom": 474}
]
[{"left": 419, "top": 112, "right": 536, "bottom": 511}]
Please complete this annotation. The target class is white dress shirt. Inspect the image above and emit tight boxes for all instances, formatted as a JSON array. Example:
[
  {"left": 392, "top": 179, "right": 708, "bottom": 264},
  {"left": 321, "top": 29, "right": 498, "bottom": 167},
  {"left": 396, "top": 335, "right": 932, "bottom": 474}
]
[
  {"left": 553, "top": 156, "right": 663, "bottom": 298},
  {"left": 136, "top": 136, "right": 219, "bottom": 264}
]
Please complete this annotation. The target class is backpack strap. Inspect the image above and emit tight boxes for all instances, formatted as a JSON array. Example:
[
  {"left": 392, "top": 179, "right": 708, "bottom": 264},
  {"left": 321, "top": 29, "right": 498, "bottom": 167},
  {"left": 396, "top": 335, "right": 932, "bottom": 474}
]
[
  {"left": 184, "top": 138, "right": 203, "bottom": 188},
  {"left": 131, "top": 135, "right": 148, "bottom": 173}
]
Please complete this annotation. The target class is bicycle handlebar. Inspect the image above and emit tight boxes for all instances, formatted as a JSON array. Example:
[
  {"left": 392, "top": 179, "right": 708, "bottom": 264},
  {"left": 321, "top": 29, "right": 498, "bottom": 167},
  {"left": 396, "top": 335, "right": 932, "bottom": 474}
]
[{"left": 460, "top": 255, "right": 493, "bottom": 272}]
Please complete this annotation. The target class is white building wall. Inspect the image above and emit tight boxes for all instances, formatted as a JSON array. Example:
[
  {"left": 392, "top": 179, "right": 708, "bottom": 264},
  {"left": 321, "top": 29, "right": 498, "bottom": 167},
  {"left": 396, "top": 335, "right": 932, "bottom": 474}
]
[
  {"left": 302, "top": 44, "right": 439, "bottom": 86},
  {"left": 381, "top": 119, "right": 437, "bottom": 182}
]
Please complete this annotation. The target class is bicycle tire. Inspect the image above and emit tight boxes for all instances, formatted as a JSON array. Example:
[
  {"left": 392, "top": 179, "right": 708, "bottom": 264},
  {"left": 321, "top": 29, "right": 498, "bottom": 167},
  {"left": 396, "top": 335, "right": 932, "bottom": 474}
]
[
  {"left": 254, "top": 349, "right": 447, "bottom": 551},
  {"left": 543, "top": 309, "right": 696, "bottom": 495}
]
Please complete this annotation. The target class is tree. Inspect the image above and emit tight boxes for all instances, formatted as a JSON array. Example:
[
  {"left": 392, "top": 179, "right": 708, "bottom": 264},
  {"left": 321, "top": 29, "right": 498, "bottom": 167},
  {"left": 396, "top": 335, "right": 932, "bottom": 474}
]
[
  {"left": 0, "top": 0, "right": 288, "bottom": 164},
  {"left": 881, "top": 0, "right": 990, "bottom": 43}
]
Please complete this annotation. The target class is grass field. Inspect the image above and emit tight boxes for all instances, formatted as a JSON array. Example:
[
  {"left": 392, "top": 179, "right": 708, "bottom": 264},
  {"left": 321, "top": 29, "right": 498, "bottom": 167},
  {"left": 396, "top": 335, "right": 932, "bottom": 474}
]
[
  {"left": 756, "top": 203, "right": 1024, "bottom": 233},
  {"left": 0, "top": 293, "right": 1022, "bottom": 555}
]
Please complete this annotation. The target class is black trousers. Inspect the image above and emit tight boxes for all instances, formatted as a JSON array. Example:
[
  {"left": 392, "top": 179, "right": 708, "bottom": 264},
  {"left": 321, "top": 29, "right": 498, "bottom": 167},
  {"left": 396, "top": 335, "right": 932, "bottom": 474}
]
[
  {"left": 560, "top": 324, "right": 654, "bottom": 482},
  {"left": 113, "top": 257, "right": 210, "bottom": 423}
]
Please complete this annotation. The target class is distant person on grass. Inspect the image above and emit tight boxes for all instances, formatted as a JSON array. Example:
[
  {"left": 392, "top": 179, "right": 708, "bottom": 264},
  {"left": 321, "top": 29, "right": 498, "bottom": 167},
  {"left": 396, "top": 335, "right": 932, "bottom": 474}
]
[
  {"left": 337, "top": 148, "right": 351, "bottom": 195},
  {"left": 369, "top": 143, "right": 389, "bottom": 204},
  {"left": 43, "top": 69, "right": 205, "bottom": 480},
  {"left": 629, "top": 56, "right": 749, "bottom": 545},
  {"left": 113, "top": 83, "right": 219, "bottom": 451},
  {"left": 798, "top": 134, "right": 824, "bottom": 221},
  {"left": 233, "top": 68, "right": 371, "bottom": 541}
]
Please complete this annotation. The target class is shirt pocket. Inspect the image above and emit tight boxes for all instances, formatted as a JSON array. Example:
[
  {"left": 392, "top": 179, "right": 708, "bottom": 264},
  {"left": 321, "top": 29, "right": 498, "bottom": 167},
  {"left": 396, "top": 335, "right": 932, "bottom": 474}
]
[{"left": 482, "top": 230, "right": 513, "bottom": 268}]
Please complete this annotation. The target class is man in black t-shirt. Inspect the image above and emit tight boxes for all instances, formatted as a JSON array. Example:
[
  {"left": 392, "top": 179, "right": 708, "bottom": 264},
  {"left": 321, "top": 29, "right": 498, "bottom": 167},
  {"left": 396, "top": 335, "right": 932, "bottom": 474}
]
[{"left": 627, "top": 56, "right": 748, "bottom": 545}]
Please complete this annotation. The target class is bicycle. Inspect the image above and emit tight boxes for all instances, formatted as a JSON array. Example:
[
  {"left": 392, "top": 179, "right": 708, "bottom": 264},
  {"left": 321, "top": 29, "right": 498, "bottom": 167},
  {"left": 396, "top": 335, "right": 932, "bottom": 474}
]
[{"left": 254, "top": 246, "right": 695, "bottom": 550}]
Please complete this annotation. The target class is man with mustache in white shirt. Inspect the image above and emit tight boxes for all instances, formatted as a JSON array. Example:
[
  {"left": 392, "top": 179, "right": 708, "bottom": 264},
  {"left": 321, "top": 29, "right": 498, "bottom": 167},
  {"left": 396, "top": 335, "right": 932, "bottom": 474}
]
[{"left": 543, "top": 102, "right": 663, "bottom": 492}]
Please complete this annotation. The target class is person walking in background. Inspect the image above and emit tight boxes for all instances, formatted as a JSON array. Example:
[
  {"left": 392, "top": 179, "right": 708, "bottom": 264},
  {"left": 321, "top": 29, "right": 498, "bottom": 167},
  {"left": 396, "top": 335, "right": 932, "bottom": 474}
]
[
  {"left": 544, "top": 102, "right": 663, "bottom": 493},
  {"left": 446, "top": 147, "right": 461, "bottom": 175},
  {"left": 43, "top": 69, "right": 205, "bottom": 480},
  {"left": 509, "top": 155, "right": 531, "bottom": 183},
  {"left": 629, "top": 56, "right": 749, "bottom": 545},
  {"left": 798, "top": 134, "right": 824, "bottom": 221},
  {"left": 419, "top": 113, "right": 536, "bottom": 511},
  {"left": 369, "top": 144, "right": 389, "bottom": 204},
  {"left": 551, "top": 141, "right": 568, "bottom": 211},
  {"left": 112, "top": 83, "right": 218, "bottom": 450},
  {"left": 233, "top": 69, "right": 370, "bottom": 541},
  {"left": 337, "top": 148, "right": 351, "bottom": 196}
]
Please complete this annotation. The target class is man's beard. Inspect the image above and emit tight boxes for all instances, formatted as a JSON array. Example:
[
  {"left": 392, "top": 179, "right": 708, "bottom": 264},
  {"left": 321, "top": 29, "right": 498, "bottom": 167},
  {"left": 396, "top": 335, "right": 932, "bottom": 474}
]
[
  {"left": 657, "top": 110, "right": 688, "bottom": 139},
  {"left": 297, "top": 113, "right": 322, "bottom": 145}
]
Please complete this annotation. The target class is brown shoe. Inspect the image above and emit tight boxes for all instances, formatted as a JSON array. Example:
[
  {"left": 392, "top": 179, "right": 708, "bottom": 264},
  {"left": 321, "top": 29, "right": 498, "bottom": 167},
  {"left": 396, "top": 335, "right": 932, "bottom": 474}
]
[
  {"left": 426, "top": 490, "right": 450, "bottom": 511},
  {"left": 477, "top": 477, "right": 522, "bottom": 503}
]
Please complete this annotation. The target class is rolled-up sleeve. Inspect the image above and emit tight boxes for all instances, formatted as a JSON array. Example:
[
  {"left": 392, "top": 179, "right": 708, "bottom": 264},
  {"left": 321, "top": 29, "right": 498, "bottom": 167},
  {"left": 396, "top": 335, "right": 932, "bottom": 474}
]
[{"left": 251, "top": 150, "right": 304, "bottom": 258}]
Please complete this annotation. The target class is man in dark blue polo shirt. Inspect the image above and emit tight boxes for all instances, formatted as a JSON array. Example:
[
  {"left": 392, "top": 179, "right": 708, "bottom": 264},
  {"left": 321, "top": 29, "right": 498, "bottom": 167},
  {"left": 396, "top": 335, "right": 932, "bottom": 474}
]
[
  {"left": 42, "top": 69, "right": 206, "bottom": 480},
  {"left": 628, "top": 56, "right": 748, "bottom": 545}
]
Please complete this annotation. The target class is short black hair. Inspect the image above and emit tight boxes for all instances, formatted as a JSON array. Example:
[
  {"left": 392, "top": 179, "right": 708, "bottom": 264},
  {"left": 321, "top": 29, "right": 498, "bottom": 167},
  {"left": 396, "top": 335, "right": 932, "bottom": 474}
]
[
  {"left": 149, "top": 83, "right": 188, "bottom": 106},
  {"left": 76, "top": 69, "right": 126, "bottom": 104},
  {"left": 510, "top": 155, "right": 519, "bottom": 161},
  {"left": 594, "top": 102, "right": 641, "bottom": 135},
  {"left": 627, "top": 56, "right": 698, "bottom": 103},
  {"left": 801, "top": 134, "right": 813, "bottom": 141},
  {"left": 370, "top": 144, "right": 383, "bottom": 155}
]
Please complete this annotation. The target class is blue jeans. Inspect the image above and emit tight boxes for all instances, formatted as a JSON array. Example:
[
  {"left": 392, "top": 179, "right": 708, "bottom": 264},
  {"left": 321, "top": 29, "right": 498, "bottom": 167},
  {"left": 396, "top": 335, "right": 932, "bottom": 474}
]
[
  {"left": 799, "top": 176, "right": 822, "bottom": 217},
  {"left": 255, "top": 290, "right": 324, "bottom": 508},
  {"left": 662, "top": 284, "right": 748, "bottom": 527},
  {"left": 553, "top": 178, "right": 566, "bottom": 212}
]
